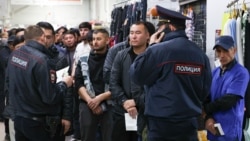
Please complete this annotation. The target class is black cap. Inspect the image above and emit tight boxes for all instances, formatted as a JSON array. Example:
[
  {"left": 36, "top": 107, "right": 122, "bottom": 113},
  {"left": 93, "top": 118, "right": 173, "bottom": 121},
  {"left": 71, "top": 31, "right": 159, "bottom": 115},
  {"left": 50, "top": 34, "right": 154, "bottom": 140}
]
[
  {"left": 156, "top": 5, "right": 191, "bottom": 26},
  {"left": 213, "top": 36, "right": 235, "bottom": 50}
]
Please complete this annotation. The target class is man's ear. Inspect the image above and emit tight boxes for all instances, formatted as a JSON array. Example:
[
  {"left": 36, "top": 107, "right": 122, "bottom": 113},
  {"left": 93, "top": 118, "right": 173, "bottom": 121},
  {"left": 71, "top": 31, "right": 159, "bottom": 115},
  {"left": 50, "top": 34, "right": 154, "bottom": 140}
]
[{"left": 106, "top": 37, "right": 110, "bottom": 45}]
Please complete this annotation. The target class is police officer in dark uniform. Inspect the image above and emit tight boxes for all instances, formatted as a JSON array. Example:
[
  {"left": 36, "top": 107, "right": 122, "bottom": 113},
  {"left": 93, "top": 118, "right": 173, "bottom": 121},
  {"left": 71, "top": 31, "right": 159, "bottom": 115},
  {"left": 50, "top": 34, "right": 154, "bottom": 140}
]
[
  {"left": 6, "top": 25, "right": 73, "bottom": 141},
  {"left": 130, "top": 5, "right": 212, "bottom": 141}
]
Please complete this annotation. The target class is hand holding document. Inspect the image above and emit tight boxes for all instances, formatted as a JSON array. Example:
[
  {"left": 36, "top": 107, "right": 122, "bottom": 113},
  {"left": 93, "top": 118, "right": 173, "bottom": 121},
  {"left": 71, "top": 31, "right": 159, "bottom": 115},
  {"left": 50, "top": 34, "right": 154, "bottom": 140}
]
[
  {"left": 124, "top": 113, "right": 137, "bottom": 131},
  {"left": 56, "top": 66, "right": 69, "bottom": 83},
  {"left": 214, "top": 123, "right": 224, "bottom": 136}
]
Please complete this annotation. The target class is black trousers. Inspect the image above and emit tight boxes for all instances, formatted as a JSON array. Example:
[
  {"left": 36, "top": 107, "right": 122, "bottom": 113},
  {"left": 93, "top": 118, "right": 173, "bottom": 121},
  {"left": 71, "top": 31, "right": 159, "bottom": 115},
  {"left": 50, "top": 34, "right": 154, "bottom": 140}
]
[
  {"left": 79, "top": 102, "right": 113, "bottom": 141},
  {"left": 111, "top": 113, "right": 138, "bottom": 141},
  {"left": 147, "top": 118, "right": 198, "bottom": 141},
  {"left": 15, "top": 116, "right": 52, "bottom": 141}
]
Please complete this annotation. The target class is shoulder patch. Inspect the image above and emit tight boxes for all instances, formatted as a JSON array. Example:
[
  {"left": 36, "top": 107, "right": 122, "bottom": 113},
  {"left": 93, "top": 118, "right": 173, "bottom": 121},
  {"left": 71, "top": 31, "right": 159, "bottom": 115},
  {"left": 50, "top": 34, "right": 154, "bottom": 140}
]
[
  {"left": 174, "top": 63, "right": 202, "bottom": 75},
  {"left": 50, "top": 70, "right": 57, "bottom": 84},
  {"left": 10, "top": 55, "right": 29, "bottom": 69}
]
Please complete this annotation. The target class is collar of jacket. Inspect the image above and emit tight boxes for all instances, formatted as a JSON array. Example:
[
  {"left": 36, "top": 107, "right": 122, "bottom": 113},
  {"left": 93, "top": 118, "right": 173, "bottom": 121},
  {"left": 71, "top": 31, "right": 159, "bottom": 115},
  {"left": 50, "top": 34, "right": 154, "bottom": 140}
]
[
  {"left": 219, "top": 58, "right": 237, "bottom": 76},
  {"left": 26, "top": 40, "right": 51, "bottom": 57},
  {"left": 163, "top": 30, "right": 188, "bottom": 41}
]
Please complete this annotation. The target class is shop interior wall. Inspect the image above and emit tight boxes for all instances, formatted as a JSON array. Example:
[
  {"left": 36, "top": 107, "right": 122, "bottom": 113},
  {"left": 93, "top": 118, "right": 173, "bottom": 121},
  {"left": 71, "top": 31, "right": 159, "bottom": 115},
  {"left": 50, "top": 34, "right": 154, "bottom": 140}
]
[
  {"left": 9, "top": 0, "right": 91, "bottom": 28},
  {"left": 8, "top": 0, "right": 124, "bottom": 28}
]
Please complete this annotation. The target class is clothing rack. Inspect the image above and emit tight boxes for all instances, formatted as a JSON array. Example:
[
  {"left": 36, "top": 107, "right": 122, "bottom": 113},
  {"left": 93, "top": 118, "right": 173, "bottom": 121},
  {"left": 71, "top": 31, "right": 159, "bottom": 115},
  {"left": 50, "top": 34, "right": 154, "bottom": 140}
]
[
  {"left": 113, "top": 0, "right": 141, "bottom": 7},
  {"left": 227, "top": 0, "right": 239, "bottom": 8},
  {"left": 113, "top": 0, "right": 130, "bottom": 6}
]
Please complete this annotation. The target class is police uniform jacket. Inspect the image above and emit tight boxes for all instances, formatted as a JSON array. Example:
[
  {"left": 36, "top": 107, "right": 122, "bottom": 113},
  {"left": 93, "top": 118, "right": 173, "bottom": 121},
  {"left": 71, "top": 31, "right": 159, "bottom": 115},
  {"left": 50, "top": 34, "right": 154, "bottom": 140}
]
[
  {"left": 7, "top": 40, "right": 68, "bottom": 118},
  {"left": 130, "top": 30, "right": 212, "bottom": 120},
  {"left": 0, "top": 45, "right": 10, "bottom": 96}
]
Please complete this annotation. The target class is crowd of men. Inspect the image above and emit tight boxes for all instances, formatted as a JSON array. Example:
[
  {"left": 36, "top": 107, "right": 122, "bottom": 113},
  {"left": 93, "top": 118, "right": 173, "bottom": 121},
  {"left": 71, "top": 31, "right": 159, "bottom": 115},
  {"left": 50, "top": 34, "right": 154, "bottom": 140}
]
[{"left": 0, "top": 5, "right": 249, "bottom": 141}]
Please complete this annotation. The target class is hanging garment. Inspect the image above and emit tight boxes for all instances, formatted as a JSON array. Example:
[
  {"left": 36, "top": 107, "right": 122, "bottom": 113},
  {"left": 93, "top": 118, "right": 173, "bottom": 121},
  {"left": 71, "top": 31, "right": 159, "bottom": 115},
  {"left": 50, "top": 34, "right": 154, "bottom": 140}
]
[
  {"left": 221, "top": 13, "right": 230, "bottom": 35},
  {"left": 185, "top": 8, "right": 195, "bottom": 41},
  {"left": 236, "top": 15, "right": 244, "bottom": 65}
]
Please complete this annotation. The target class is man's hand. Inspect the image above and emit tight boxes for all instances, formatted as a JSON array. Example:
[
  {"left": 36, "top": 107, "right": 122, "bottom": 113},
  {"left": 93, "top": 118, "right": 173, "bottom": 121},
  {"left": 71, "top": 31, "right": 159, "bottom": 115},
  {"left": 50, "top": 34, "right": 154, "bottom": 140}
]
[
  {"left": 205, "top": 118, "right": 217, "bottom": 135},
  {"left": 123, "top": 99, "right": 136, "bottom": 110},
  {"left": 61, "top": 119, "right": 71, "bottom": 134},
  {"left": 92, "top": 106, "right": 103, "bottom": 115},
  {"left": 62, "top": 76, "right": 73, "bottom": 87},
  {"left": 87, "top": 96, "right": 101, "bottom": 110},
  {"left": 149, "top": 31, "right": 165, "bottom": 45},
  {"left": 127, "top": 107, "right": 138, "bottom": 119}
]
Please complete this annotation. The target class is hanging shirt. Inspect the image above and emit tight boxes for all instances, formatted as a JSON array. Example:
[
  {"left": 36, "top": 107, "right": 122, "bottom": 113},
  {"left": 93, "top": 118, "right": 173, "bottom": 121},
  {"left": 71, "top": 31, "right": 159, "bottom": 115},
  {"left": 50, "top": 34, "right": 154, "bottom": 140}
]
[{"left": 236, "top": 16, "right": 244, "bottom": 65}]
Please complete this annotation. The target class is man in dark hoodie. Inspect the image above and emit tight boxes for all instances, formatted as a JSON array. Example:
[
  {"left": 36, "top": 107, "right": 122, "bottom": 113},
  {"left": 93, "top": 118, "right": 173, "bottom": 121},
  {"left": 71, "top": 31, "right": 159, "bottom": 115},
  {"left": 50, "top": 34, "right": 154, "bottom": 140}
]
[{"left": 75, "top": 28, "right": 112, "bottom": 141}]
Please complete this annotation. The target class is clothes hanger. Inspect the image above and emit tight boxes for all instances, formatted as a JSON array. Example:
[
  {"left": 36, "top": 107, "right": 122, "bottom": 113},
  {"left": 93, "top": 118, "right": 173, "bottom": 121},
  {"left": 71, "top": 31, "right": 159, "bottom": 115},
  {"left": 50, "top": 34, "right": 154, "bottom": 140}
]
[
  {"left": 242, "top": 0, "right": 247, "bottom": 12},
  {"left": 232, "top": 4, "right": 237, "bottom": 18}
]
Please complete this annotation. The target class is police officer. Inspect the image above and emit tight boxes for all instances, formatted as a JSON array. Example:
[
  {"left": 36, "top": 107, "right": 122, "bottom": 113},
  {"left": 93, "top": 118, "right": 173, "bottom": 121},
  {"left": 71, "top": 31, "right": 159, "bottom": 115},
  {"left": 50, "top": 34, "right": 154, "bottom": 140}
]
[
  {"left": 6, "top": 25, "right": 73, "bottom": 141},
  {"left": 129, "top": 5, "right": 212, "bottom": 141}
]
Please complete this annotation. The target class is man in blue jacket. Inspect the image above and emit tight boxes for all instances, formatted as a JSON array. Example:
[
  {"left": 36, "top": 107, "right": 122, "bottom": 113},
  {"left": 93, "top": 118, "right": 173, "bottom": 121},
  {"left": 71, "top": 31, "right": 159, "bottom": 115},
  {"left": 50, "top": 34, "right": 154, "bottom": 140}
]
[
  {"left": 130, "top": 5, "right": 212, "bottom": 141},
  {"left": 204, "top": 36, "right": 249, "bottom": 141}
]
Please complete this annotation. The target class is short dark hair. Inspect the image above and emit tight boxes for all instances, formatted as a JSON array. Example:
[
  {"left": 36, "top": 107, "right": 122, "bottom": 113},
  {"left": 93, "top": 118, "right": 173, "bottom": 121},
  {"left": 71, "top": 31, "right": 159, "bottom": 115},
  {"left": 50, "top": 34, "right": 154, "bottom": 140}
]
[
  {"left": 70, "top": 28, "right": 80, "bottom": 37},
  {"left": 8, "top": 28, "right": 17, "bottom": 37},
  {"left": 93, "top": 28, "right": 109, "bottom": 37},
  {"left": 63, "top": 30, "right": 76, "bottom": 38},
  {"left": 15, "top": 28, "right": 25, "bottom": 35},
  {"left": 131, "top": 21, "right": 155, "bottom": 36},
  {"left": 24, "top": 25, "right": 44, "bottom": 41},
  {"left": 13, "top": 35, "right": 25, "bottom": 47},
  {"left": 36, "top": 21, "right": 55, "bottom": 35},
  {"left": 144, "top": 21, "right": 156, "bottom": 36},
  {"left": 170, "top": 23, "right": 186, "bottom": 30},
  {"left": 79, "top": 22, "right": 92, "bottom": 30},
  {"left": 86, "top": 30, "right": 94, "bottom": 42},
  {"left": 55, "top": 26, "right": 68, "bottom": 34}
]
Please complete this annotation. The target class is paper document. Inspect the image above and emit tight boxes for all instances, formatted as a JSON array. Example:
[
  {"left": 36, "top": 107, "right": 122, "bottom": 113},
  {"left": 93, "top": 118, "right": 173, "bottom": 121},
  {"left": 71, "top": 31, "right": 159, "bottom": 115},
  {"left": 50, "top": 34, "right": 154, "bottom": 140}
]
[
  {"left": 56, "top": 66, "right": 69, "bottom": 83},
  {"left": 124, "top": 113, "right": 137, "bottom": 131},
  {"left": 214, "top": 123, "right": 224, "bottom": 136}
]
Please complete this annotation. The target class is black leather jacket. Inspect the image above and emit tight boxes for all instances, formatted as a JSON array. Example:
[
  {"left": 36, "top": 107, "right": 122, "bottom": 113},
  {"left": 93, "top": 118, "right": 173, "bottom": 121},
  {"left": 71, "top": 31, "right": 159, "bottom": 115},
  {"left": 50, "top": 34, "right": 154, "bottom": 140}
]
[
  {"left": 103, "top": 40, "right": 129, "bottom": 84},
  {"left": 6, "top": 40, "right": 68, "bottom": 118},
  {"left": 110, "top": 47, "right": 145, "bottom": 113},
  {"left": 110, "top": 47, "right": 145, "bottom": 134},
  {"left": 48, "top": 45, "right": 73, "bottom": 121}
]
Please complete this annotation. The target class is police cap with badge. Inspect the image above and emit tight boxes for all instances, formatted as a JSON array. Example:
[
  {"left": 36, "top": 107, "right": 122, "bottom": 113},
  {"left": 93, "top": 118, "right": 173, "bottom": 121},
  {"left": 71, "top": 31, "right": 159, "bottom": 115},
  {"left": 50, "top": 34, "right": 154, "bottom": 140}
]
[{"left": 153, "top": 5, "right": 191, "bottom": 27}]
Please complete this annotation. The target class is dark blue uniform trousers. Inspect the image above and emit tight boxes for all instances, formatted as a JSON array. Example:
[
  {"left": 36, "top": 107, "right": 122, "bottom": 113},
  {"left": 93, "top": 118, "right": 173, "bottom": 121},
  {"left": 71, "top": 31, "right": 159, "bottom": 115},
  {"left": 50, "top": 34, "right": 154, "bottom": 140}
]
[
  {"left": 147, "top": 117, "right": 198, "bottom": 141},
  {"left": 14, "top": 116, "right": 52, "bottom": 141}
]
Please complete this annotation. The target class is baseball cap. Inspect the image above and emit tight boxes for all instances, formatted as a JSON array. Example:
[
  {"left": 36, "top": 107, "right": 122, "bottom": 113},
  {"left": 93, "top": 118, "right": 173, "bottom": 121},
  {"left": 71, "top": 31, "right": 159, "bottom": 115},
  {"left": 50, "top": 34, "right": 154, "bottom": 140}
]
[{"left": 213, "top": 35, "right": 235, "bottom": 50}]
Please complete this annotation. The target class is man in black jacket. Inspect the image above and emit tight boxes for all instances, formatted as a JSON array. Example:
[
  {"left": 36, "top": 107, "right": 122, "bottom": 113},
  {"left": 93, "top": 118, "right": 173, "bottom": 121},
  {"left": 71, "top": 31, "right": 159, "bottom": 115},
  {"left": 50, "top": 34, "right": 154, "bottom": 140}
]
[
  {"left": 36, "top": 21, "right": 73, "bottom": 140},
  {"left": 110, "top": 21, "right": 155, "bottom": 141},
  {"left": 6, "top": 25, "right": 73, "bottom": 141}
]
